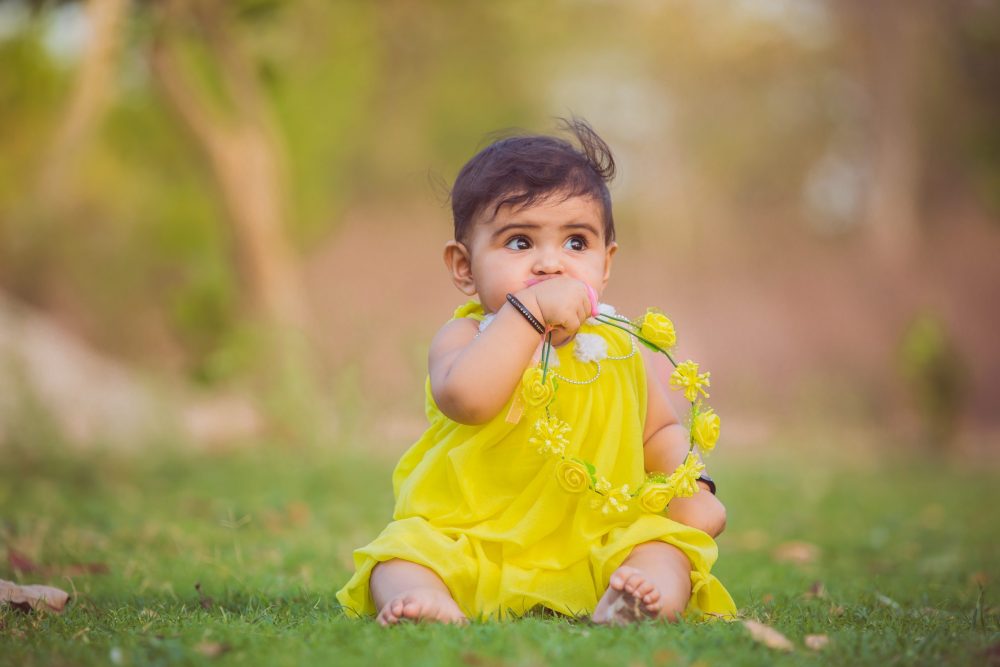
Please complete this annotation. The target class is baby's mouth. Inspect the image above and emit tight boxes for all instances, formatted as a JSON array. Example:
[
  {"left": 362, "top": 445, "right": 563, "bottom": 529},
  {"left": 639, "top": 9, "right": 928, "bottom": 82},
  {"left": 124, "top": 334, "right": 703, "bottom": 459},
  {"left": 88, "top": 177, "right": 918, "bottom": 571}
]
[{"left": 524, "top": 276, "right": 558, "bottom": 287}]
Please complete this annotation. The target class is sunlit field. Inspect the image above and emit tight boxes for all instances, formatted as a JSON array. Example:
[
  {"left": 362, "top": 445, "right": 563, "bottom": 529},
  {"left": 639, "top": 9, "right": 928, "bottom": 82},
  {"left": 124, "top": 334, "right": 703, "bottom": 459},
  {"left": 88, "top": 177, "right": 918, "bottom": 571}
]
[
  {"left": 2, "top": 2, "right": 1000, "bottom": 665},
  {"left": 2, "top": 432, "right": 996, "bottom": 667}
]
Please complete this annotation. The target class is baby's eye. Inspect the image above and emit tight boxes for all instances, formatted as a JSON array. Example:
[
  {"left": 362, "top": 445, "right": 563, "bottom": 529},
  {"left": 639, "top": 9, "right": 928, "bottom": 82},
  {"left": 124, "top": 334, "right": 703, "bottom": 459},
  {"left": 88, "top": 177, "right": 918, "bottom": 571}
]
[
  {"left": 504, "top": 236, "right": 531, "bottom": 250},
  {"left": 564, "top": 236, "right": 588, "bottom": 251}
]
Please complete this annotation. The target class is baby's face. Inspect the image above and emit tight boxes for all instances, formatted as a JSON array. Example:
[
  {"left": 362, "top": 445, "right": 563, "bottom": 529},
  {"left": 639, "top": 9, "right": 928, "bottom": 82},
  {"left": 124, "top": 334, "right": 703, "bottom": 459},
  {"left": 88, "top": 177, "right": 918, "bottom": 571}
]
[{"left": 458, "top": 194, "right": 617, "bottom": 314}]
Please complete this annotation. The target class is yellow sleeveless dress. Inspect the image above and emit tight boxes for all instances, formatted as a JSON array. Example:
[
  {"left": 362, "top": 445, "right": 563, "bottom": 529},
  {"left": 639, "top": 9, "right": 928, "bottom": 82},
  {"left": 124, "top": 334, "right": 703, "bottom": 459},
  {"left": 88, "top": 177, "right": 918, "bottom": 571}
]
[{"left": 336, "top": 302, "right": 737, "bottom": 620}]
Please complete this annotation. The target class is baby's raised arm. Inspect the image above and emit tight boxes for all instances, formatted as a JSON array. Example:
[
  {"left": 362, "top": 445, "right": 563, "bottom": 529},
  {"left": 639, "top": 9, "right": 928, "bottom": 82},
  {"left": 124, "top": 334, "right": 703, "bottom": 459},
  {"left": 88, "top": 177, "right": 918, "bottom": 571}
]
[
  {"left": 641, "top": 349, "right": 727, "bottom": 538},
  {"left": 429, "top": 279, "right": 592, "bottom": 425}
]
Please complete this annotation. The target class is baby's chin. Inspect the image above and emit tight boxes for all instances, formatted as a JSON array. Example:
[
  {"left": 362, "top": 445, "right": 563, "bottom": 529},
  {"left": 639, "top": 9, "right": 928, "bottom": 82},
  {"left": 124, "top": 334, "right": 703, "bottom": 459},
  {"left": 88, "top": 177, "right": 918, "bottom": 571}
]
[
  {"left": 477, "top": 297, "right": 503, "bottom": 316},
  {"left": 476, "top": 292, "right": 515, "bottom": 316}
]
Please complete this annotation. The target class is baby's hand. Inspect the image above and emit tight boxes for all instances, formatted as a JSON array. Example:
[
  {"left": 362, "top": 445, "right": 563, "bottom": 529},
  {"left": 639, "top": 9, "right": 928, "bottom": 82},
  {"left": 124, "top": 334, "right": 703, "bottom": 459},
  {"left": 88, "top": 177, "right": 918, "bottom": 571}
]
[{"left": 517, "top": 277, "right": 593, "bottom": 336}]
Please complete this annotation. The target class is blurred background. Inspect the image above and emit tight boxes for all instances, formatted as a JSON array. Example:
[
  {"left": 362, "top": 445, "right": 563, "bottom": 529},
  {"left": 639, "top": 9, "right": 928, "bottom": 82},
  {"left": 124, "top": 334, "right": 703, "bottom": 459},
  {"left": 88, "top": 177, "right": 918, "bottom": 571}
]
[{"left": 1, "top": 0, "right": 998, "bottom": 460}]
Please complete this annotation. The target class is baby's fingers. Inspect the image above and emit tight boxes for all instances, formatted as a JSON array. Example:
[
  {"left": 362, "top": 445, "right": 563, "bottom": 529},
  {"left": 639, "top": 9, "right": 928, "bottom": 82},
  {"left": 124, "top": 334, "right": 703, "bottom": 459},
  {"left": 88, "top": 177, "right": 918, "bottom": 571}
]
[
  {"left": 572, "top": 282, "right": 595, "bottom": 321},
  {"left": 555, "top": 314, "right": 583, "bottom": 335}
]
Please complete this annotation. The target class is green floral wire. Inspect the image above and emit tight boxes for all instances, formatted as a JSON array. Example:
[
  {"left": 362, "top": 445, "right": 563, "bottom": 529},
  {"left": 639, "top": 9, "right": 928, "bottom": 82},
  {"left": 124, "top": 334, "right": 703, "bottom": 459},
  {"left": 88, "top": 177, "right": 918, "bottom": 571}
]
[
  {"left": 594, "top": 315, "right": 679, "bottom": 367},
  {"left": 541, "top": 331, "right": 553, "bottom": 381},
  {"left": 541, "top": 331, "right": 553, "bottom": 417}
]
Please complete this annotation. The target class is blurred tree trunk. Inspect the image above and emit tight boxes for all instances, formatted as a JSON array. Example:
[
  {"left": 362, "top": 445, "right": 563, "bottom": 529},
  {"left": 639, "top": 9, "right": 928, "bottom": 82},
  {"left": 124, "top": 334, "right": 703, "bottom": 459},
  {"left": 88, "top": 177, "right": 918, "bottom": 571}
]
[
  {"left": 149, "top": 0, "right": 309, "bottom": 336},
  {"left": 836, "top": 0, "right": 929, "bottom": 270},
  {"left": 148, "top": 1, "right": 330, "bottom": 443},
  {"left": 35, "top": 0, "right": 128, "bottom": 212}
]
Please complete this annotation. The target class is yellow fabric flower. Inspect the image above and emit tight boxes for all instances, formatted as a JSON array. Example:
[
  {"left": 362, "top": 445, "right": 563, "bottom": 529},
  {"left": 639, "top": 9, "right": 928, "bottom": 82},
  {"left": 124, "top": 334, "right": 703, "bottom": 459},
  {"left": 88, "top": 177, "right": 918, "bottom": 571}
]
[
  {"left": 520, "top": 367, "right": 555, "bottom": 408},
  {"left": 529, "top": 415, "right": 572, "bottom": 456},
  {"left": 638, "top": 482, "right": 675, "bottom": 513},
  {"left": 592, "top": 484, "right": 631, "bottom": 514},
  {"left": 555, "top": 459, "right": 590, "bottom": 493},
  {"left": 668, "top": 452, "right": 706, "bottom": 498},
  {"left": 670, "top": 360, "right": 711, "bottom": 402},
  {"left": 691, "top": 406, "right": 721, "bottom": 453},
  {"left": 639, "top": 309, "right": 677, "bottom": 350},
  {"left": 594, "top": 476, "right": 612, "bottom": 495}
]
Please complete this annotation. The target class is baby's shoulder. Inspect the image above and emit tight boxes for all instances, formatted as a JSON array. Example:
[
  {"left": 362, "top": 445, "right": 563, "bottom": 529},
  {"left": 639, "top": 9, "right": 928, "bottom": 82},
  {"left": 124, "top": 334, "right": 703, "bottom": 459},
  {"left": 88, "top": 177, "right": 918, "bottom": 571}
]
[
  {"left": 429, "top": 313, "right": 479, "bottom": 358},
  {"left": 433, "top": 315, "right": 478, "bottom": 341},
  {"left": 452, "top": 300, "right": 485, "bottom": 321}
]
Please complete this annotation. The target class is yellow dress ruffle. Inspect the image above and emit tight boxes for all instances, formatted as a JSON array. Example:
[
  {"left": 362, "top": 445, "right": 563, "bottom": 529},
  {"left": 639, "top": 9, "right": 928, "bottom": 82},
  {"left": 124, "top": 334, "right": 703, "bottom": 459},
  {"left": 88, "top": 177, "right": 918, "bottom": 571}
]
[{"left": 336, "top": 302, "right": 737, "bottom": 620}]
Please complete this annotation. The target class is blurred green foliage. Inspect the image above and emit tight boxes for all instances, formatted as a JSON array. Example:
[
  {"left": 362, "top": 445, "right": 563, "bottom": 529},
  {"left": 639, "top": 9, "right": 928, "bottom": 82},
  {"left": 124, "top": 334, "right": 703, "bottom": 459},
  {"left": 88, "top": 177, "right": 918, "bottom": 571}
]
[
  {"left": 0, "top": 0, "right": 998, "bottom": 389},
  {"left": 898, "top": 314, "right": 966, "bottom": 448}
]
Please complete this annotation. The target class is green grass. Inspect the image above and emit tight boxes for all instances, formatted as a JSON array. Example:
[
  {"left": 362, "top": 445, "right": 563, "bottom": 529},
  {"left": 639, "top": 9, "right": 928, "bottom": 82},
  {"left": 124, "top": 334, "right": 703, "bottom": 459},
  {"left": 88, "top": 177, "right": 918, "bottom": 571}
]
[{"left": 1, "top": 435, "right": 997, "bottom": 666}]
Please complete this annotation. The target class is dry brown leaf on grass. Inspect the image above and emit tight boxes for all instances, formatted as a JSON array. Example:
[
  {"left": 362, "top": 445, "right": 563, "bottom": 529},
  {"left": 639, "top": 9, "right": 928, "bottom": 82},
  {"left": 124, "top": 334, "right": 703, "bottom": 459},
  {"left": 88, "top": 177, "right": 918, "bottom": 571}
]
[
  {"left": 0, "top": 579, "right": 70, "bottom": 613},
  {"left": 195, "top": 642, "right": 231, "bottom": 658},
  {"left": 8, "top": 549, "right": 40, "bottom": 574},
  {"left": 743, "top": 619, "right": 794, "bottom": 652},
  {"left": 651, "top": 649, "right": 678, "bottom": 665},
  {"left": 195, "top": 582, "right": 214, "bottom": 610},
  {"left": 772, "top": 541, "right": 820, "bottom": 565},
  {"left": 62, "top": 562, "right": 109, "bottom": 576},
  {"left": 7, "top": 548, "right": 108, "bottom": 577},
  {"left": 805, "top": 634, "right": 830, "bottom": 651},
  {"left": 461, "top": 651, "right": 516, "bottom": 667},
  {"left": 970, "top": 571, "right": 990, "bottom": 587},
  {"left": 804, "top": 581, "right": 827, "bottom": 599},
  {"left": 286, "top": 501, "right": 311, "bottom": 527}
]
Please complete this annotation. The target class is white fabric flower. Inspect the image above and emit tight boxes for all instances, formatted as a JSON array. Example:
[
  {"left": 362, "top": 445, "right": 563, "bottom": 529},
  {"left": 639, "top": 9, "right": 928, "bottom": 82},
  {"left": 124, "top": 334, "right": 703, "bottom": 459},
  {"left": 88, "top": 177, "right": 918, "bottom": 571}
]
[
  {"left": 586, "top": 302, "right": 618, "bottom": 326},
  {"left": 573, "top": 333, "right": 608, "bottom": 364}
]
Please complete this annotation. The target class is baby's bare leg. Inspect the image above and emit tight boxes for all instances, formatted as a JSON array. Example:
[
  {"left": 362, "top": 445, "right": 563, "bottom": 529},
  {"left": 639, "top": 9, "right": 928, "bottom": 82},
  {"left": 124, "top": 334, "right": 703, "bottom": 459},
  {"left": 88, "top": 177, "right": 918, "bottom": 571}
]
[
  {"left": 593, "top": 541, "right": 693, "bottom": 624},
  {"left": 369, "top": 559, "right": 468, "bottom": 626}
]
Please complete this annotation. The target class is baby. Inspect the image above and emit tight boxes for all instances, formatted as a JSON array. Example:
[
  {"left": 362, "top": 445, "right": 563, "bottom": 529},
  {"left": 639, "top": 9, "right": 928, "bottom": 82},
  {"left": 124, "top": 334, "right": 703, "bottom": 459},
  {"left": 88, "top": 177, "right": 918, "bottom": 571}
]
[{"left": 337, "top": 119, "right": 736, "bottom": 625}]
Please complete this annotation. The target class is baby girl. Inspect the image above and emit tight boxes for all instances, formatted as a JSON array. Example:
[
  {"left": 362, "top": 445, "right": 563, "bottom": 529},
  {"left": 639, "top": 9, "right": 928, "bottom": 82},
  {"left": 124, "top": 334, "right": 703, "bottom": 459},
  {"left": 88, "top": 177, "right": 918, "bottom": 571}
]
[{"left": 337, "top": 119, "right": 736, "bottom": 625}]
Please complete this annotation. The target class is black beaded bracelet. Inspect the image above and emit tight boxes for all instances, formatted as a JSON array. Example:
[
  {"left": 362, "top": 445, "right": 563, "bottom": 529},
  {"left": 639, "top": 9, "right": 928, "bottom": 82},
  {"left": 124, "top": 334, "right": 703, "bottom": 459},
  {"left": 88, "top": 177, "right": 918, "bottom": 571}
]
[
  {"left": 506, "top": 293, "right": 546, "bottom": 335},
  {"left": 697, "top": 473, "right": 717, "bottom": 495}
]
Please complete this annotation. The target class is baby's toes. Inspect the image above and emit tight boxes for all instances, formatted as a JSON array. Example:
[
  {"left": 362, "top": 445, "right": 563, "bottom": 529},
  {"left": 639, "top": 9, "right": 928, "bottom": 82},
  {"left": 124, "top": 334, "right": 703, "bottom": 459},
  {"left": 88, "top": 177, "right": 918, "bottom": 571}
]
[
  {"left": 378, "top": 602, "right": 401, "bottom": 626},
  {"left": 401, "top": 596, "right": 424, "bottom": 620},
  {"left": 610, "top": 566, "right": 637, "bottom": 590},
  {"left": 633, "top": 578, "right": 655, "bottom": 599},
  {"left": 623, "top": 572, "right": 647, "bottom": 594},
  {"left": 642, "top": 587, "right": 661, "bottom": 606}
]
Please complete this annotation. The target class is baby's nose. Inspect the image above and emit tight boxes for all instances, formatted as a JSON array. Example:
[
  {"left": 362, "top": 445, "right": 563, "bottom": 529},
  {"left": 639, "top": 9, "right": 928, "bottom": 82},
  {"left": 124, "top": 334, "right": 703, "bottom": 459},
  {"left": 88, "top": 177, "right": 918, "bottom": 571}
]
[{"left": 533, "top": 248, "right": 563, "bottom": 274}]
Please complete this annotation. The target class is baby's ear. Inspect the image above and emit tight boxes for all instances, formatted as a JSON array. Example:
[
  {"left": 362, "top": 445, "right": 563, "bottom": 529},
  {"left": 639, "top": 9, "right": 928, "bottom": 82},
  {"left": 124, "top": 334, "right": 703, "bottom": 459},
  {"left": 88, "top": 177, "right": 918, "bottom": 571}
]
[
  {"left": 444, "top": 240, "right": 477, "bottom": 296},
  {"left": 601, "top": 241, "right": 618, "bottom": 288}
]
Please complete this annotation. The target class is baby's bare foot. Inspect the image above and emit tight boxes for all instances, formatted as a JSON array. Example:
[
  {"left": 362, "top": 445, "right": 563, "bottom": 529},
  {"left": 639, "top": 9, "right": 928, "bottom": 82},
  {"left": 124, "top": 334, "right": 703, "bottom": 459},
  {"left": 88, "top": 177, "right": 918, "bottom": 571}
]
[
  {"left": 592, "top": 565, "right": 662, "bottom": 625},
  {"left": 376, "top": 587, "right": 468, "bottom": 627}
]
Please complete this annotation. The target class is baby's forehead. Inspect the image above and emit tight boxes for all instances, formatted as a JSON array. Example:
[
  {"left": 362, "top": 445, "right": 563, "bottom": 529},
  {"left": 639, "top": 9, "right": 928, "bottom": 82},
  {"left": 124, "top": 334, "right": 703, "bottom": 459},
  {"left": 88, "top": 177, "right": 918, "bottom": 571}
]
[{"left": 476, "top": 191, "right": 604, "bottom": 226}]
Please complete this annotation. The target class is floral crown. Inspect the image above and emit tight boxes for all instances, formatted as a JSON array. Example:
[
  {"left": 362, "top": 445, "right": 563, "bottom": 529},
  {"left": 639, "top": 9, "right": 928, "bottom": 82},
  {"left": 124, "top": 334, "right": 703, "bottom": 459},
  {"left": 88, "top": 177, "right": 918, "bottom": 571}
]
[{"left": 512, "top": 308, "right": 720, "bottom": 516}]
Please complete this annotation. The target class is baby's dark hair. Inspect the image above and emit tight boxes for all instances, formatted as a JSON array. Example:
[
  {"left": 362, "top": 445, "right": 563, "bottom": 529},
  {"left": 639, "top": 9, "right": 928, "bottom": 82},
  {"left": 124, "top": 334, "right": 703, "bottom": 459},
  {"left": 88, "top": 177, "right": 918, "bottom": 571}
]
[{"left": 450, "top": 118, "right": 617, "bottom": 245}]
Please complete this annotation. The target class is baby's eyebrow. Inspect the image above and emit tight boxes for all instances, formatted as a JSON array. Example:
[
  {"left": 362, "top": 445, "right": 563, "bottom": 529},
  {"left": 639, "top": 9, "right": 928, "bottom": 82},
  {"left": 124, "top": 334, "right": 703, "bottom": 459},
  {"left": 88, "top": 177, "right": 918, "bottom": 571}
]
[
  {"left": 491, "top": 222, "right": 539, "bottom": 239},
  {"left": 492, "top": 221, "right": 600, "bottom": 240},
  {"left": 561, "top": 222, "right": 601, "bottom": 236}
]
